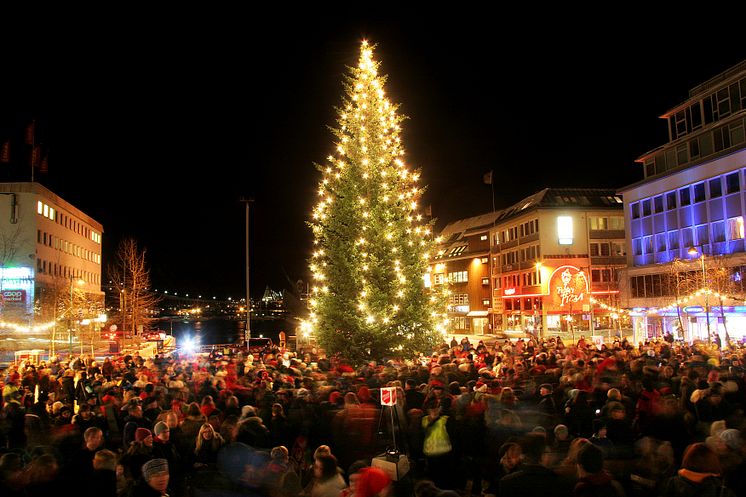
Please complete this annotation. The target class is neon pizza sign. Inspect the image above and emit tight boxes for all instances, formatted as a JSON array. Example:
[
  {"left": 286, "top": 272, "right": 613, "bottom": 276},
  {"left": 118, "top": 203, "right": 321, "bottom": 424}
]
[{"left": 549, "top": 265, "right": 589, "bottom": 308}]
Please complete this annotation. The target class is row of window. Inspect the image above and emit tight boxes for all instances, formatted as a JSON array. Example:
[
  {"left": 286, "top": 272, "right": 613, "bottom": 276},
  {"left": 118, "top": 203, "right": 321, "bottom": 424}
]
[
  {"left": 669, "top": 77, "right": 746, "bottom": 141},
  {"left": 644, "top": 117, "right": 746, "bottom": 178},
  {"left": 590, "top": 241, "right": 625, "bottom": 257},
  {"left": 500, "top": 244, "right": 541, "bottom": 266},
  {"left": 36, "top": 258, "right": 100, "bottom": 285},
  {"left": 37, "top": 200, "right": 101, "bottom": 244},
  {"left": 631, "top": 217, "right": 744, "bottom": 255},
  {"left": 501, "top": 268, "right": 543, "bottom": 289},
  {"left": 448, "top": 271, "right": 467, "bottom": 283},
  {"left": 496, "top": 219, "right": 539, "bottom": 244},
  {"left": 448, "top": 293, "right": 469, "bottom": 305},
  {"left": 632, "top": 172, "right": 741, "bottom": 219},
  {"left": 589, "top": 216, "right": 625, "bottom": 230},
  {"left": 504, "top": 297, "right": 542, "bottom": 312},
  {"left": 37, "top": 230, "right": 102, "bottom": 265},
  {"left": 591, "top": 268, "right": 618, "bottom": 283}
]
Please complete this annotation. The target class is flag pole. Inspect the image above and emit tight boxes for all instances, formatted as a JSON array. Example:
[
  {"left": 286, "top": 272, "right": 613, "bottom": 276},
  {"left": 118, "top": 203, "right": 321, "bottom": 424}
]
[{"left": 27, "top": 120, "right": 35, "bottom": 183}]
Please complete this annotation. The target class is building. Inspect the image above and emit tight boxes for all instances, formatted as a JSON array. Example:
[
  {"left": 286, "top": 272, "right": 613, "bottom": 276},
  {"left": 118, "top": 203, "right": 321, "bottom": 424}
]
[
  {"left": 0, "top": 182, "right": 104, "bottom": 336},
  {"left": 619, "top": 60, "right": 746, "bottom": 343},
  {"left": 430, "top": 212, "right": 497, "bottom": 335},
  {"left": 488, "top": 188, "right": 626, "bottom": 337}
]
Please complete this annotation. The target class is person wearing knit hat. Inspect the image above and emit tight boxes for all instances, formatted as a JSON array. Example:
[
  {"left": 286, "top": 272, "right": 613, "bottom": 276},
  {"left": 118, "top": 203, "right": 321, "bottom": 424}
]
[
  {"left": 127, "top": 458, "right": 169, "bottom": 496},
  {"left": 720, "top": 428, "right": 743, "bottom": 451},
  {"left": 135, "top": 427, "right": 153, "bottom": 445},
  {"left": 153, "top": 421, "right": 169, "bottom": 440},
  {"left": 355, "top": 466, "right": 391, "bottom": 497}
]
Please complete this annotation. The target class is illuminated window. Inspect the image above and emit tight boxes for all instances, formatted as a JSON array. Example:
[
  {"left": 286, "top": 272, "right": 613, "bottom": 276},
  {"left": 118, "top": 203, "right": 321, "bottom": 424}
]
[
  {"left": 728, "top": 217, "right": 744, "bottom": 240},
  {"left": 43, "top": 204, "right": 49, "bottom": 217},
  {"left": 37, "top": 201, "right": 43, "bottom": 214},
  {"left": 481, "top": 257, "right": 489, "bottom": 264},
  {"left": 482, "top": 277, "right": 489, "bottom": 285},
  {"left": 557, "top": 216, "right": 573, "bottom": 245},
  {"left": 480, "top": 235, "right": 487, "bottom": 241}
]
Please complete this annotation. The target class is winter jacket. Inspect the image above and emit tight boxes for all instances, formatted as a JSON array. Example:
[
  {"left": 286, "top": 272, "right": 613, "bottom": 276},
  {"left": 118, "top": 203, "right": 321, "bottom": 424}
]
[{"left": 660, "top": 470, "right": 735, "bottom": 497}]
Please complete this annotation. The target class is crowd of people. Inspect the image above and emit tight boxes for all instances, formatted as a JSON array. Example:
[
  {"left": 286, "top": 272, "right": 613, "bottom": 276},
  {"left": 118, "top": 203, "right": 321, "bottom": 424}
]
[{"left": 0, "top": 333, "right": 744, "bottom": 497}]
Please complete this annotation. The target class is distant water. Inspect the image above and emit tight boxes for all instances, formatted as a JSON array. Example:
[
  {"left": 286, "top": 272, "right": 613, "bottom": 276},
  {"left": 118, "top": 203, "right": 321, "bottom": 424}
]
[{"left": 156, "top": 316, "right": 294, "bottom": 347}]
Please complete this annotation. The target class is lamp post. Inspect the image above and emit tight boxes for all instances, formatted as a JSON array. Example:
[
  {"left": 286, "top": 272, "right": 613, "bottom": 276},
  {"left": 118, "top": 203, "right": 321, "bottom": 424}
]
[
  {"left": 688, "top": 246, "right": 711, "bottom": 342},
  {"left": 240, "top": 197, "right": 254, "bottom": 346}
]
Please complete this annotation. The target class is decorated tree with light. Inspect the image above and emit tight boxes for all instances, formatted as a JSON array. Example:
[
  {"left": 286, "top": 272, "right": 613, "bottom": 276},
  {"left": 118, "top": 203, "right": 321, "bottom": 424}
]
[{"left": 307, "top": 41, "right": 448, "bottom": 364}]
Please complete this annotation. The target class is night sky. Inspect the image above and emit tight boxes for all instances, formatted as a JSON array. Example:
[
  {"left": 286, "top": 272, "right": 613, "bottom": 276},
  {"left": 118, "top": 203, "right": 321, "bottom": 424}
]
[{"left": 1, "top": 16, "right": 744, "bottom": 299}]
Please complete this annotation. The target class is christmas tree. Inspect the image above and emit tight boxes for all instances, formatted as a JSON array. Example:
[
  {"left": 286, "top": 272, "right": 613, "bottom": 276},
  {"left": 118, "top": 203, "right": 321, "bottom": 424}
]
[{"left": 307, "top": 41, "right": 447, "bottom": 364}]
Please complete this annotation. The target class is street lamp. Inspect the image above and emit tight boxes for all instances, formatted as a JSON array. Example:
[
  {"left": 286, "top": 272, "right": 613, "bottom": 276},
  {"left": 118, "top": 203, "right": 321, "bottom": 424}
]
[{"left": 688, "top": 246, "right": 711, "bottom": 342}]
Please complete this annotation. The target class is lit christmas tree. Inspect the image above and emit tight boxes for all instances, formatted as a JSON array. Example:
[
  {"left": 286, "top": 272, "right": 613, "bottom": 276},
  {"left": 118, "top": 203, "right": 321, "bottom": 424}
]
[{"left": 307, "top": 41, "right": 448, "bottom": 364}]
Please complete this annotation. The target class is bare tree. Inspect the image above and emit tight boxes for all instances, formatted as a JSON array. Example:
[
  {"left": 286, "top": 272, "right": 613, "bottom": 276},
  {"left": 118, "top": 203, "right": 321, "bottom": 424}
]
[
  {"left": 107, "top": 238, "right": 160, "bottom": 338},
  {"left": 666, "top": 258, "right": 699, "bottom": 341},
  {"left": 706, "top": 255, "right": 746, "bottom": 347}
]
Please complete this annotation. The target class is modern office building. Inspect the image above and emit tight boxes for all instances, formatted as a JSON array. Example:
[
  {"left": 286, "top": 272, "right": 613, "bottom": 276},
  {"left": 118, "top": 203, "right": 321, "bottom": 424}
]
[
  {"left": 488, "top": 188, "right": 626, "bottom": 337},
  {"left": 0, "top": 182, "right": 104, "bottom": 333},
  {"left": 619, "top": 60, "right": 746, "bottom": 342}
]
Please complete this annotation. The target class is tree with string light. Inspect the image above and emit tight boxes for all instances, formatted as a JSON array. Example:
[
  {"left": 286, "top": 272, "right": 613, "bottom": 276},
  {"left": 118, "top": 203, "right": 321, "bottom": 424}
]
[{"left": 307, "top": 41, "right": 448, "bottom": 364}]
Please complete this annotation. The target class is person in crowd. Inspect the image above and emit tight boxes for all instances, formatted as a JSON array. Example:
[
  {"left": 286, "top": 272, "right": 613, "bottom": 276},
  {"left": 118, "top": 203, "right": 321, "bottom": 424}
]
[
  {"left": 303, "top": 453, "right": 346, "bottom": 497},
  {"left": 484, "top": 442, "right": 522, "bottom": 497},
  {"left": 660, "top": 442, "right": 735, "bottom": 497},
  {"left": 120, "top": 427, "right": 155, "bottom": 480},
  {"left": 194, "top": 422, "right": 225, "bottom": 467},
  {"left": 499, "top": 433, "right": 563, "bottom": 497},
  {"left": 126, "top": 458, "right": 170, "bottom": 497},
  {"left": 354, "top": 466, "right": 392, "bottom": 497},
  {"left": 573, "top": 443, "right": 625, "bottom": 497},
  {"left": 84, "top": 449, "right": 118, "bottom": 497}
]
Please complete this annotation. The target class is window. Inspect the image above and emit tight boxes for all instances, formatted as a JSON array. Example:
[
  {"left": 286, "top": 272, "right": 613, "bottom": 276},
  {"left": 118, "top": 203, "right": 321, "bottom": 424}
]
[
  {"left": 481, "top": 277, "right": 489, "bottom": 286},
  {"left": 654, "top": 196, "right": 664, "bottom": 213},
  {"left": 666, "top": 192, "right": 677, "bottom": 210},
  {"left": 728, "top": 216, "right": 745, "bottom": 240},
  {"left": 726, "top": 172, "right": 740, "bottom": 194},
  {"left": 710, "top": 177, "right": 722, "bottom": 198},
  {"left": 37, "top": 201, "right": 43, "bottom": 214},
  {"left": 600, "top": 243, "right": 610, "bottom": 256},
  {"left": 590, "top": 217, "right": 608, "bottom": 230},
  {"left": 643, "top": 236, "right": 653, "bottom": 254},
  {"left": 557, "top": 216, "right": 573, "bottom": 245},
  {"left": 656, "top": 234, "right": 667, "bottom": 252},
  {"left": 632, "top": 238, "right": 642, "bottom": 256},
  {"left": 679, "top": 188, "right": 691, "bottom": 206},
  {"left": 642, "top": 199, "right": 651, "bottom": 216},
  {"left": 682, "top": 227, "right": 694, "bottom": 248},
  {"left": 712, "top": 221, "right": 726, "bottom": 243},
  {"left": 611, "top": 241, "right": 625, "bottom": 256},
  {"left": 590, "top": 243, "right": 599, "bottom": 257},
  {"left": 609, "top": 217, "right": 624, "bottom": 230},
  {"left": 482, "top": 299, "right": 490, "bottom": 306},
  {"left": 696, "top": 224, "right": 709, "bottom": 245},
  {"left": 668, "top": 231, "right": 679, "bottom": 250},
  {"left": 693, "top": 183, "right": 706, "bottom": 203},
  {"left": 448, "top": 271, "right": 468, "bottom": 283},
  {"left": 480, "top": 235, "right": 487, "bottom": 241},
  {"left": 631, "top": 203, "right": 640, "bottom": 219},
  {"left": 434, "top": 273, "right": 444, "bottom": 285}
]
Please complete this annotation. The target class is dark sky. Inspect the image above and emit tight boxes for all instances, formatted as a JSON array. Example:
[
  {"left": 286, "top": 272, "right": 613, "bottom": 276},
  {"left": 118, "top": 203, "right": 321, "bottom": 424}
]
[{"left": 1, "top": 16, "right": 744, "bottom": 299}]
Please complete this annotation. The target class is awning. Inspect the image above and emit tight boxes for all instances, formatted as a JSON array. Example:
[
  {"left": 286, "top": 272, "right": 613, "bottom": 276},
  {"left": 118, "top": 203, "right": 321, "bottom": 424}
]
[{"left": 466, "top": 311, "right": 489, "bottom": 317}]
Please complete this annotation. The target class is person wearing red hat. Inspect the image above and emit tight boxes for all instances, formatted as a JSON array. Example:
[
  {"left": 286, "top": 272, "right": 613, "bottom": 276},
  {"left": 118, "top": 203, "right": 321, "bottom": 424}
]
[
  {"left": 354, "top": 466, "right": 391, "bottom": 497},
  {"left": 120, "top": 428, "right": 154, "bottom": 481}
]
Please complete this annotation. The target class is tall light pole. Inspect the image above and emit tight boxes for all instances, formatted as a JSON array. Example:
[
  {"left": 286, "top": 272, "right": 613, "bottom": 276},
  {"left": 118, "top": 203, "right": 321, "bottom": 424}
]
[
  {"left": 240, "top": 198, "right": 254, "bottom": 346},
  {"left": 688, "top": 246, "right": 710, "bottom": 341}
]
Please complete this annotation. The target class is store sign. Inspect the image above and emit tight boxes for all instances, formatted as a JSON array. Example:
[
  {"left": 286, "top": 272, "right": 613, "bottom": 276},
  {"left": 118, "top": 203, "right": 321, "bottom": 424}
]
[
  {"left": 549, "top": 266, "right": 589, "bottom": 308},
  {"left": 1, "top": 290, "right": 26, "bottom": 303}
]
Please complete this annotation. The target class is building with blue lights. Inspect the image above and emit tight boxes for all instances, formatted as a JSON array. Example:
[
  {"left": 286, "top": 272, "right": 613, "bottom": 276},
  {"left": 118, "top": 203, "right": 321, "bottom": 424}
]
[
  {"left": 0, "top": 182, "right": 103, "bottom": 339},
  {"left": 619, "top": 61, "right": 746, "bottom": 343}
]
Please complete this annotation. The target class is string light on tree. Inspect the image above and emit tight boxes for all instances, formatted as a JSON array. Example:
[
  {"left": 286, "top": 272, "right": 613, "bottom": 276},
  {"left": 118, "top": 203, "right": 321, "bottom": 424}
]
[{"left": 307, "top": 40, "right": 447, "bottom": 364}]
